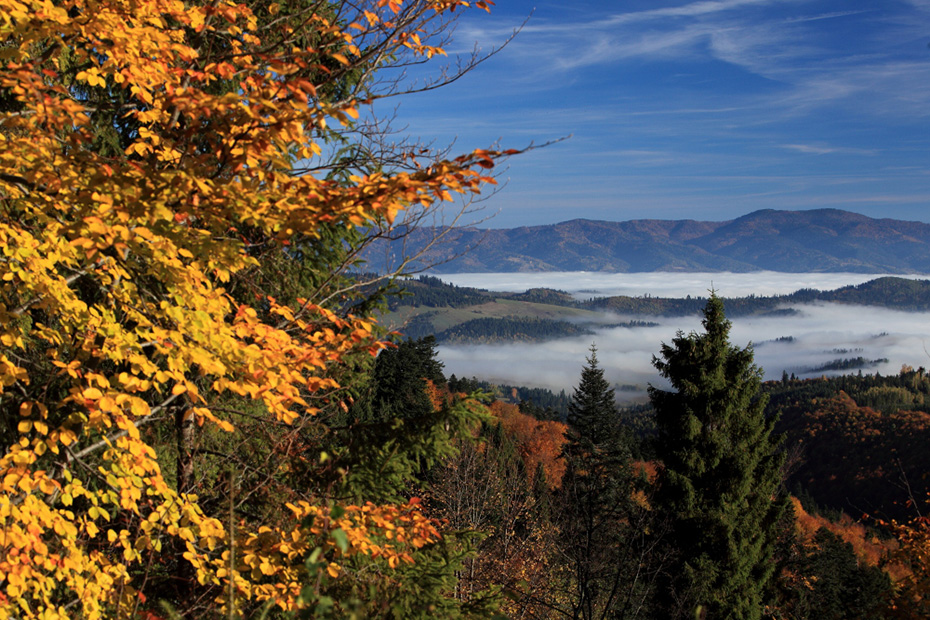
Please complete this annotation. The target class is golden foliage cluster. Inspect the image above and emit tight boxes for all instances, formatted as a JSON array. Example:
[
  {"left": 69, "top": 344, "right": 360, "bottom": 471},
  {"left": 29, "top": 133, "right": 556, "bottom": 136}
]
[{"left": 0, "top": 0, "right": 501, "bottom": 616}]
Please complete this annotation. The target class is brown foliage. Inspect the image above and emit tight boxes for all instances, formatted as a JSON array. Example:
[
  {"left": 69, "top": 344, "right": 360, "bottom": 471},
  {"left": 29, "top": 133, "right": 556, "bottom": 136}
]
[
  {"left": 782, "top": 391, "right": 930, "bottom": 521},
  {"left": 790, "top": 496, "right": 895, "bottom": 572},
  {"left": 425, "top": 379, "right": 451, "bottom": 412},
  {"left": 488, "top": 401, "right": 568, "bottom": 488},
  {"left": 876, "top": 496, "right": 930, "bottom": 616}
]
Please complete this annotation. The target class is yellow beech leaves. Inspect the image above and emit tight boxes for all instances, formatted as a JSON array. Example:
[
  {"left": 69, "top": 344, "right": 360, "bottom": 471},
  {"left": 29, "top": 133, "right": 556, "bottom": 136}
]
[{"left": 0, "top": 0, "right": 500, "bottom": 616}]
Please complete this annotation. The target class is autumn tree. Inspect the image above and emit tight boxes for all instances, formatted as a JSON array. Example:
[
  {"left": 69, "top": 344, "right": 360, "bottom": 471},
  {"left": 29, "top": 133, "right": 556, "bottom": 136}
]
[
  {"left": 879, "top": 499, "right": 930, "bottom": 618},
  {"left": 650, "top": 295, "right": 787, "bottom": 620},
  {"left": 0, "top": 0, "right": 508, "bottom": 617},
  {"left": 428, "top": 399, "right": 568, "bottom": 619},
  {"left": 430, "top": 420, "right": 527, "bottom": 600}
]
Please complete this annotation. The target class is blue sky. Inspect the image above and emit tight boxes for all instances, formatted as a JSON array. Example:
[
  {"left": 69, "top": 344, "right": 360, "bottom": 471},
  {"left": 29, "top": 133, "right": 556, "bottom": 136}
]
[{"left": 381, "top": 0, "right": 930, "bottom": 228}]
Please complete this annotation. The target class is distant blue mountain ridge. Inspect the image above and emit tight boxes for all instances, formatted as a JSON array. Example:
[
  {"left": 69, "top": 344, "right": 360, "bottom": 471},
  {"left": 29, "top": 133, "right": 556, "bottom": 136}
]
[{"left": 364, "top": 209, "right": 930, "bottom": 273}]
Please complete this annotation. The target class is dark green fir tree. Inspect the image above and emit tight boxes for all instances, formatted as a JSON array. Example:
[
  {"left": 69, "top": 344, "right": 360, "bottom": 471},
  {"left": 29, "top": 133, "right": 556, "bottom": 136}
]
[
  {"left": 649, "top": 294, "right": 787, "bottom": 620},
  {"left": 565, "top": 346, "right": 628, "bottom": 463},
  {"left": 557, "top": 346, "right": 647, "bottom": 620}
]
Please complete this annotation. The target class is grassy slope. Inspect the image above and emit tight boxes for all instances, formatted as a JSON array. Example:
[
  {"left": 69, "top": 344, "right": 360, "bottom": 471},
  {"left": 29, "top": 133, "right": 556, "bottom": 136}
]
[{"left": 382, "top": 298, "right": 603, "bottom": 334}]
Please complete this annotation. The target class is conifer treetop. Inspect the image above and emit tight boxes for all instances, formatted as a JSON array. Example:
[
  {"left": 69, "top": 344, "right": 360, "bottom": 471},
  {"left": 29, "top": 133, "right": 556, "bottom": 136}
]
[{"left": 649, "top": 294, "right": 786, "bottom": 620}]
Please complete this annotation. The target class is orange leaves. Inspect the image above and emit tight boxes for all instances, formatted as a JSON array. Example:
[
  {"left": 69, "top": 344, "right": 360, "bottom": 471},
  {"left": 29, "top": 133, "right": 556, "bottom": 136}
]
[
  {"left": 880, "top": 504, "right": 930, "bottom": 613},
  {"left": 75, "top": 67, "right": 106, "bottom": 88},
  {"left": 201, "top": 500, "right": 440, "bottom": 610},
  {"left": 489, "top": 401, "right": 568, "bottom": 487},
  {"left": 0, "top": 0, "right": 503, "bottom": 615},
  {"left": 378, "top": 0, "right": 402, "bottom": 13},
  {"left": 472, "top": 148, "right": 498, "bottom": 169},
  {"left": 791, "top": 496, "right": 891, "bottom": 569}
]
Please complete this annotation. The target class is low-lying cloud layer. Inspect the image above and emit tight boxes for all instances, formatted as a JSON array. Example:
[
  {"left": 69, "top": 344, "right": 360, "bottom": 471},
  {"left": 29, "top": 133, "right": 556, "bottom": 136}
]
[
  {"left": 438, "top": 271, "right": 930, "bottom": 300},
  {"left": 434, "top": 273, "right": 930, "bottom": 403}
]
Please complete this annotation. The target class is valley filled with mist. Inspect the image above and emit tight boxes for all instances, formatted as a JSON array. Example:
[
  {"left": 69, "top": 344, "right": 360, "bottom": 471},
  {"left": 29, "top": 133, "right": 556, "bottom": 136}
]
[{"left": 386, "top": 272, "right": 930, "bottom": 402}]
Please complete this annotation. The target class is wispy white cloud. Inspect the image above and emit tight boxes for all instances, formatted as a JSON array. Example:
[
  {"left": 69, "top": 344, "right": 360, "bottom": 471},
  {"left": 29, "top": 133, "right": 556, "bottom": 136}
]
[
  {"left": 783, "top": 10, "right": 873, "bottom": 23},
  {"left": 811, "top": 193, "right": 930, "bottom": 205},
  {"left": 526, "top": 0, "right": 793, "bottom": 32},
  {"left": 781, "top": 143, "right": 878, "bottom": 155},
  {"left": 901, "top": 0, "right": 930, "bottom": 10},
  {"left": 766, "top": 61, "right": 930, "bottom": 118},
  {"left": 467, "top": 1, "right": 809, "bottom": 72},
  {"left": 552, "top": 25, "right": 717, "bottom": 69},
  {"left": 606, "top": 0, "right": 783, "bottom": 22},
  {"left": 457, "top": 0, "right": 930, "bottom": 119}
]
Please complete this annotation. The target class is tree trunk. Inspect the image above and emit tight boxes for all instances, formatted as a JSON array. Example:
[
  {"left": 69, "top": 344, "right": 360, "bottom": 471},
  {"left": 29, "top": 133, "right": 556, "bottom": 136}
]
[{"left": 174, "top": 403, "right": 195, "bottom": 598}]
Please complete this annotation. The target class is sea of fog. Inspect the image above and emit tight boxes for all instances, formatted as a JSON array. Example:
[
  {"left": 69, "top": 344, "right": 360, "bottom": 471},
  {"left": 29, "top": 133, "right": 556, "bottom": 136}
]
[
  {"left": 432, "top": 272, "right": 930, "bottom": 403},
  {"left": 436, "top": 271, "right": 930, "bottom": 300}
]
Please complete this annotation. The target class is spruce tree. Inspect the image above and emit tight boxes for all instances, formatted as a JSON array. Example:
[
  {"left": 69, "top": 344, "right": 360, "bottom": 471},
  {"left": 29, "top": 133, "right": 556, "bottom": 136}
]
[
  {"left": 558, "top": 346, "right": 640, "bottom": 619},
  {"left": 371, "top": 335, "right": 446, "bottom": 421},
  {"left": 650, "top": 295, "right": 786, "bottom": 620},
  {"left": 566, "top": 345, "right": 628, "bottom": 464}
]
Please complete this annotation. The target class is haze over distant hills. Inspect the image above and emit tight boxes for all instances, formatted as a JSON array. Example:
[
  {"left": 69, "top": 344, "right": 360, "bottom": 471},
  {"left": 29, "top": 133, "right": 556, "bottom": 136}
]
[{"left": 371, "top": 209, "right": 930, "bottom": 273}]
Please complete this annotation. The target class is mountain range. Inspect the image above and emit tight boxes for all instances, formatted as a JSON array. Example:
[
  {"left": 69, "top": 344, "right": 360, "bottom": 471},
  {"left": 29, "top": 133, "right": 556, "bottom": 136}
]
[{"left": 369, "top": 209, "right": 930, "bottom": 273}]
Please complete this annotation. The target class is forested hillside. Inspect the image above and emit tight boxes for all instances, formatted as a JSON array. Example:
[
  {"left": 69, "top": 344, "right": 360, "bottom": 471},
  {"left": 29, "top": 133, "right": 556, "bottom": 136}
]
[
  {"left": 433, "top": 316, "right": 594, "bottom": 344},
  {"left": 362, "top": 210, "right": 930, "bottom": 273},
  {"left": 386, "top": 275, "right": 492, "bottom": 310},
  {"left": 765, "top": 369, "right": 930, "bottom": 522},
  {"left": 584, "top": 275, "right": 930, "bottom": 315},
  {"left": 562, "top": 367, "right": 930, "bottom": 525},
  {"left": 384, "top": 274, "right": 930, "bottom": 345}
]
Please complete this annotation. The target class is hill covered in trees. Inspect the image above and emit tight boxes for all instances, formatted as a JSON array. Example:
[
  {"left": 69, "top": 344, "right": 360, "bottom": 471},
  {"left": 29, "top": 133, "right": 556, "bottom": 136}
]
[
  {"left": 764, "top": 368, "right": 930, "bottom": 522},
  {"left": 385, "top": 274, "right": 930, "bottom": 344},
  {"left": 364, "top": 209, "right": 930, "bottom": 273},
  {"left": 583, "top": 275, "right": 930, "bottom": 315}
]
